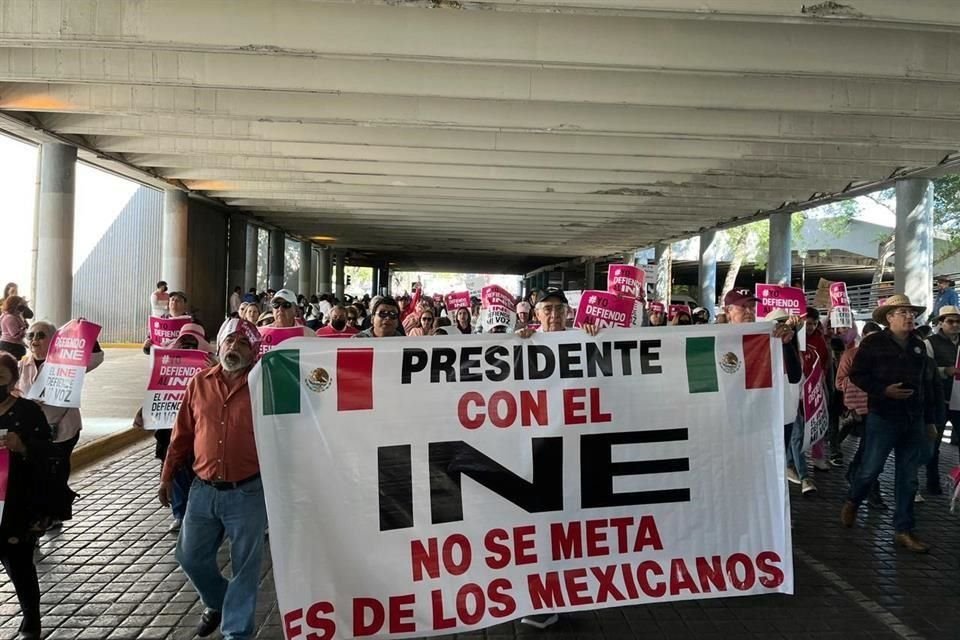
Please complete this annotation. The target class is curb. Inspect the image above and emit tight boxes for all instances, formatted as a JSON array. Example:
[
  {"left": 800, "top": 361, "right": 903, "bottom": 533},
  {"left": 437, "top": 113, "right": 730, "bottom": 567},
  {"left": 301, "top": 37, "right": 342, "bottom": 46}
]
[{"left": 72, "top": 427, "right": 152, "bottom": 471}]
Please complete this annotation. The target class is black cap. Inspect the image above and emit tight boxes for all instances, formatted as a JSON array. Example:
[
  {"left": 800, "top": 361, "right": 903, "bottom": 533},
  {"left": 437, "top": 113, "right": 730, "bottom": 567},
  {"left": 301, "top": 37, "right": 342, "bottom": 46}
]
[{"left": 539, "top": 287, "right": 568, "bottom": 304}]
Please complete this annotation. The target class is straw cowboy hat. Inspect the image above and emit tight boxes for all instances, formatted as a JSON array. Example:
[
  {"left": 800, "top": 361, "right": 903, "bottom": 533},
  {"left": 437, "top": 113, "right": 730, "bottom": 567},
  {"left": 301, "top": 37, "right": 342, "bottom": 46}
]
[
  {"left": 935, "top": 275, "right": 956, "bottom": 286},
  {"left": 872, "top": 294, "right": 925, "bottom": 325},
  {"left": 931, "top": 305, "right": 960, "bottom": 324}
]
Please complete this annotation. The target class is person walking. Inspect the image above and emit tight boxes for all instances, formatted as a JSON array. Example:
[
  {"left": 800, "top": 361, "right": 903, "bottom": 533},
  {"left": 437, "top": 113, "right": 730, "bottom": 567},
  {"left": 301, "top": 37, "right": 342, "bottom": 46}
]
[
  {"left": 841, "top": 295, "right": 939, "bottom": 553},
  {"left": 159, "top": 319, "right": 267, "bottom": 640},
  {"left": 0, "top": 297, "right": 30, "bottom": 360},
  {"left": 932, "top": 276, "right": 958, "bottom": 319},
  {"left": 923, "top": 305, "right": 960, "bottom": 496},
  {"left": 151, "top": 281, "right": 170, "bottom": 317},
  {"left": 16, "top": 321, "right": 104, "bottom": 527},
  {"left": 0, "top": 352, "right": 53, "bottom": 639},
  {"left": 355, "top": 297, "right": 404, "bottom": 338}
]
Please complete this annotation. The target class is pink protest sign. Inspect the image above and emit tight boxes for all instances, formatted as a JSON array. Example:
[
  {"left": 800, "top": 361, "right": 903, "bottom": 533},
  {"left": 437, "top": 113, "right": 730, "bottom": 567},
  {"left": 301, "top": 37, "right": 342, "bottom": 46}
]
[
  {"left": 755, "top": 284, "right": 807, "bottom": 318},
  {"left": 648, "top": 301, "right": 665, "bottom": 314},
  {"left": 481, "top": 285, "right": 516, "bottom": 311},
  {"left": 802, "top": 352, "right": 828, "bottom": 452},
  {"left": 481, "top": 285, "right": 517, "bottom": 331},
  {"left": 445, "top": 291, "right": 471, "bottom": 311},
  {"left": 26, "top": 320, "right": 101, "bottom": 408},
  {"left": 149, "top": 316, "right": 192, "bottom": 346},
  {"left": 258, "top": 326, "right": 307, "bottom": 356},
  {"left": 143, "top": 348, "right": 210, "bottom": 430},
  {"left": 829, "top": 282, "right": 850, "bottom": 308},
  {"left": 668, "top": 304, "right": 691, "bottom": 321},
  {"left": 607, "top": 264, "right": 646, "bottom": 299},
  {"left": 574, "top": 290, "right": 635, "bottom": 328}
]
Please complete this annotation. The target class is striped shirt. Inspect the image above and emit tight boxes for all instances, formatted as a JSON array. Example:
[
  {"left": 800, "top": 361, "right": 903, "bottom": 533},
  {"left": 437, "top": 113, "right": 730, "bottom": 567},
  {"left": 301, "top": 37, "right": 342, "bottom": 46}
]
[{"left": 836, "top": 346, "right": 868, "bottom": 416}]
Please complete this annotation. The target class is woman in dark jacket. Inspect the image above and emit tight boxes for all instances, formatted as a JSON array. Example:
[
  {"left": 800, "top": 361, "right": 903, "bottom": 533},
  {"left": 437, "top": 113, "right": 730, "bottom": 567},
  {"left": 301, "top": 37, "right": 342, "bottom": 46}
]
[{"left": 0, "top": 351, "right": 52, "bottom": 639}]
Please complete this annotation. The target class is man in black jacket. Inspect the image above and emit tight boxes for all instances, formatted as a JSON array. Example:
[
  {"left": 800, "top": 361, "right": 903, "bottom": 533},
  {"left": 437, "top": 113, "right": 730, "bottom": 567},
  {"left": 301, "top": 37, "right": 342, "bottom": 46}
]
[
  {"left": 841, "top": 295, "right": 939, "bottom": 553},
  {"left": 923, "top": 304, "right": 960, "bottom": 495}
]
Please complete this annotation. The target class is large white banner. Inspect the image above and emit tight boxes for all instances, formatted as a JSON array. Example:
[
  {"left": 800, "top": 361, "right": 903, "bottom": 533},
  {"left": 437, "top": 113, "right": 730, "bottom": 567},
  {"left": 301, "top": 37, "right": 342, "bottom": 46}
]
[{"left": 250, "top": 324, "right": 792, "bottom": 640}]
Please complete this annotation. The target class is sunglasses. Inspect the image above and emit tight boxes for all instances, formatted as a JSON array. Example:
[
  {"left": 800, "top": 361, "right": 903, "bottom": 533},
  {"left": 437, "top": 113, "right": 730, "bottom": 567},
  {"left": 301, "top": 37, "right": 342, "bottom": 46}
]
[
  {"left": 421, "top": 316, "right": 435, "bottom": 322},
  {"left": 26, "top": 332, "right": 47, "bottom": 341},
  {"left": 272, "top": 301, "right": 293, "bottom": 310},
  {"left": 376, "top": 310, "right": 399, "bottom": 319}
]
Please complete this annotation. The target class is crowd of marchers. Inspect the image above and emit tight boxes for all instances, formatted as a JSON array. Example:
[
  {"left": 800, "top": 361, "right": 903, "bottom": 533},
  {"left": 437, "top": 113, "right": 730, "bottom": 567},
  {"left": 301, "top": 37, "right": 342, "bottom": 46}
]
[{"left": 0, "top": 275, "right": 955, "bottom": 639}]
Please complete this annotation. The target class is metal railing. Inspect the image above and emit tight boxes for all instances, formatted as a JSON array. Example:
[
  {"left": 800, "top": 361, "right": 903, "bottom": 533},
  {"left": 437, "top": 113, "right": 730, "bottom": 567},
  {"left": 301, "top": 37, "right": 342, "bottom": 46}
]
[{"left": 804, "top": 273, "right": 960, "bottom": 313}]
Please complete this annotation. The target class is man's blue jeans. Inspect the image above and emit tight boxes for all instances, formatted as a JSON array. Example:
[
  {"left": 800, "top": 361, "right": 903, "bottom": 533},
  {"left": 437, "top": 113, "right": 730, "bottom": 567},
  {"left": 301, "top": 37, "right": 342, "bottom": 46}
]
[
  {"left": 176, "top": 477, "right": 268, "bottom": 640},
  {"left": 785, "top": 414, "right": 808, "bottom": 480},
  {"left": 847, "top": 413, "right": 926, "bottom": 533},
  {"left": 170, "top": 464, "right": 195, "bottom": 522}
]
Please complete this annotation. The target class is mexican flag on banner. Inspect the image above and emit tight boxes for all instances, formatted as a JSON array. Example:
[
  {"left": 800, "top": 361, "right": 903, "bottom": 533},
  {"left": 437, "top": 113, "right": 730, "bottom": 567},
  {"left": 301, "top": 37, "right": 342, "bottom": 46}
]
[{"left": 251, "top": 325, "right": 792, "bottom": 639}]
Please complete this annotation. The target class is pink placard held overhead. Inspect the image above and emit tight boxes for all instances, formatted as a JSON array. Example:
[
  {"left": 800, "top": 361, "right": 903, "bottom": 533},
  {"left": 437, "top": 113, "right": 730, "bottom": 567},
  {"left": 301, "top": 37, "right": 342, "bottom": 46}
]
[
  {"left": 142, "top": 348, "right": 210, "bottom": 430},
  {"left": 258, "top": 326, "right": 306, "bottom": 356},
  {"left": 668, "top": 304, "right": 692, "bottom": 321},
  {"left": 574, "top": 290, "right": 636, "bottom": 329},
  {"left": 607, "top": 264, "right": 646, "bottom": 299},
  {"left": 444, "top": 291, "right": 471, "bottom": 311},
  {"left": 648, "top": 301, "right": 665, "bottom": 315},
  {"left": 829, "top": 282, "right": 850, "bottom": 308},
  {"left": 481, "top": 285, "right": 516, "bottom": 312},
  {"left": 26, "top": 319, "right": 102, "bottom": 408},
  {"left": 148, "top": 316, "right": 192, "bottom": 346},
  {"left": 755, "top": 284, "right": 807, "bottom": 318},
  {"left": 480, "top": 285, "right": 517, "bottom": 331}
]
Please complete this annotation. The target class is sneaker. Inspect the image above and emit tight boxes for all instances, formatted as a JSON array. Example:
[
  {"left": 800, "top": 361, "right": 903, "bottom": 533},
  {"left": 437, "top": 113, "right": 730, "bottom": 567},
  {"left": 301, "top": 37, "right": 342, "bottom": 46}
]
[
  {"left": 812, "top": 458, "right": 831, "bottom": 472},
  {"left": 840, "top": 500, "right": 858, "bottom": 528},
  {"left": 801, "top": 477, "right": 817, "bottom": 495},
  {"left": 196, "top": 609, "right": 222, "bottom": 638},
  {"left": 914, "top": 493, "right": 925, "bottom": 503},
  {"left": 828, "top": 454, "right": 844, "bottom": 468},
  {"left": 520, "top": 614, "right": 559, "bottom": 629},
  {"left": 786, "top": 466, "right": 801, "bottom": 485},
  {"left": 167, "top": 518, "right": 181, "bottom": 534}
]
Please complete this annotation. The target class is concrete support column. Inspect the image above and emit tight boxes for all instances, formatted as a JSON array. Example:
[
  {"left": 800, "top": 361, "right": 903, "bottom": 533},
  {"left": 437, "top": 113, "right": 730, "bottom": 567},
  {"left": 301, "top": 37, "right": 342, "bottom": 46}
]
[
  {"left": 381, "top": 266, "right": 391, "bottom": 296},
  {"left": 317, "top": 246, "right": 332, "bottom": 294},
  {"left": 767, "top": 212, "right": 792, "bottom": 285},
  {"left": 334, "top": 251, "right": 346, "bottom": 300},
  {"left": 698, "top": 230, "right": 718, "bottom": 316},
  {"left": 299, "top": 241, "right": 312, "bottom": 296},
  {"left": 583, "top": 263, "right": 595, "bottom": 291},
  {"left": 34, "top": 143, "right": 77, "bottom": 326},
  {"left": 371, "top": 268, "right": 380, "bottom": 297},
  {"left": 161, "top": 189, "right": 189, "bottom": 294},
  {"left": 244, "top": 224, "right": 258, "bottom": 291},
  {"left": 895, "top": 179, "right": 934, "bottom": 317},
  {"left": 268, "top": 229, "right": 285, "bottom": 291},
  {"left": 228, "top": 213, "right": 247, "bottom": 295},
  {"left": 309, "top": 248, "right": 319, "bottom": 296},
  {"left": 655, "top": 243, "right": 672, "bottom": 303}
]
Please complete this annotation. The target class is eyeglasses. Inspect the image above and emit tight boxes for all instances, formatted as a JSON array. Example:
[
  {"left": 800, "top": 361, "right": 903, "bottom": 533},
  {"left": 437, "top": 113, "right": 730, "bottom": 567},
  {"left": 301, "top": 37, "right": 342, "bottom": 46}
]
[
  {"left": 891, "top": 309, "right": 917, "bottom": 318},
  {"left": 944, "top": 318, "right": 960, "bottom": 325},
  {"left": 421, "top": 316, "right": 435, "bottom": 323},
  {"left": 272, "top": 301, "right": 293, "bottom": 310},
  {"left": 377, "top": 310, "right": 399, "bottom": 319},
  {"left": 26, "top": 332, "right": 47, "bottom": 341}
]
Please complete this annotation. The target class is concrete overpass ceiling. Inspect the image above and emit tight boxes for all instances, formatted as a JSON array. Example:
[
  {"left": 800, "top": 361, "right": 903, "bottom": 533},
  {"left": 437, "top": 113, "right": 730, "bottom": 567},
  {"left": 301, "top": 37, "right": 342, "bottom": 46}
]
[{"left": 0, "top": 0, "right": 959, "bottom": 273}]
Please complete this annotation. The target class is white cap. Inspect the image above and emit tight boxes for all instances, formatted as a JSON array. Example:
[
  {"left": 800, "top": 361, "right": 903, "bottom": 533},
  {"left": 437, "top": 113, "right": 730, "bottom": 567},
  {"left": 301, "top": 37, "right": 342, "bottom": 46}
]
[
  {"left": 272, "top": 289, "right": 297, "bottom": 304},
  {"left": 764, "top": 308, "right": 790, "bottom": 321}
]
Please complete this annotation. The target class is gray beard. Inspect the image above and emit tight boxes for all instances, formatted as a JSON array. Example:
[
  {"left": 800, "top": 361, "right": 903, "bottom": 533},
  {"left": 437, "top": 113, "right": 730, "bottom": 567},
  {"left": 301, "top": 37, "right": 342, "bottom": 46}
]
[{"left": 221, "top": 351, "right": 250, "bottom": 372}]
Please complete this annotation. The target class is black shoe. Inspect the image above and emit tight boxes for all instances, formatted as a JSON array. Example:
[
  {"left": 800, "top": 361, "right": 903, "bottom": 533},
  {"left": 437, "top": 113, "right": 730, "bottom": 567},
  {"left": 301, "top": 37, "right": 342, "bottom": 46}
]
[
  {"left": 196, "top": 609, "right": 221, "bottom": 638},
  {"left": 927, "top": 483, "right": 944, "bottom": 496}
]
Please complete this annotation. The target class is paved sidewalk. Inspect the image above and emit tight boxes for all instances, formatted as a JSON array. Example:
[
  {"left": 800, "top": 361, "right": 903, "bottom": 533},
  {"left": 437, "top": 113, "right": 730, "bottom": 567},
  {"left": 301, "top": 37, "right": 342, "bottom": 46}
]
[
  {"left": 79, "top": 348, "right": 147, "bottom": 445},
  {"left": 1, "top": 439, "right": 957, "bottom": 640}
]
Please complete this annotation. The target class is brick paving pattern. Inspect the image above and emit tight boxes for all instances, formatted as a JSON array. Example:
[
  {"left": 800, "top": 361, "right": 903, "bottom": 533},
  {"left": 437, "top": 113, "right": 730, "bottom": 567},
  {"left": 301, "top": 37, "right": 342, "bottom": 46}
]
[{"left": 0, "top": 438, "right": 956, "bottom": 639}]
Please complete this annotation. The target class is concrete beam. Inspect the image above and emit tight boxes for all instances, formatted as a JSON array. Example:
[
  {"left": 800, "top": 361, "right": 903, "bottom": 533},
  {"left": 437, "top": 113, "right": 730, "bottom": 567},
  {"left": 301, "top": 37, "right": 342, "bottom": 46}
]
[
  {"left": 5, "top": 84, "right": 959, "bottom": 151},
  {"left": 1, "top": 2, "right": 958, "bottom": 77},
  {"left": 5, "top": 48, "right": 960, "bottom": 118}
]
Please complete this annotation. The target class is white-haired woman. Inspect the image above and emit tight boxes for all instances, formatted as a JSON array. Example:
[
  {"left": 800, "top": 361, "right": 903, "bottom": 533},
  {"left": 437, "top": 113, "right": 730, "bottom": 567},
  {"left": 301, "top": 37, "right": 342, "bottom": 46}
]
[{"left": 16, "top": 320, "right": 104, "bottom": 527}]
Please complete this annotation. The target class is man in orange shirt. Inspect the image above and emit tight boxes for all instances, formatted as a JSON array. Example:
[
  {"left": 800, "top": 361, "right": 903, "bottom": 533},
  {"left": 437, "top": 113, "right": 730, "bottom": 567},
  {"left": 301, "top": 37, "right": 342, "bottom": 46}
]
[{"left": 158, "top": 318, "right": 265, "bottom": 640}]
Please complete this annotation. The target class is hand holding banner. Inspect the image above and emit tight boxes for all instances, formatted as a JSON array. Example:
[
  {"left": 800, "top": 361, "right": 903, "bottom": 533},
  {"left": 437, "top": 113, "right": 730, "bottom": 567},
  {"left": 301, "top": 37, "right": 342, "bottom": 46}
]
[
  {"left": 574, "top": 291, "right": 635, "bottom": 328},
  {"left": 26, "top": 319, "right": 101, "bottom": 408},
  {"left": 607, "top": 264, "right": 645, "bottom": 299},
  {"left": 149, "top": 316, "right": 192, "bottom": 346},
  {"left": 143, "top": 348, "right": 210, "bottom": 429}
]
